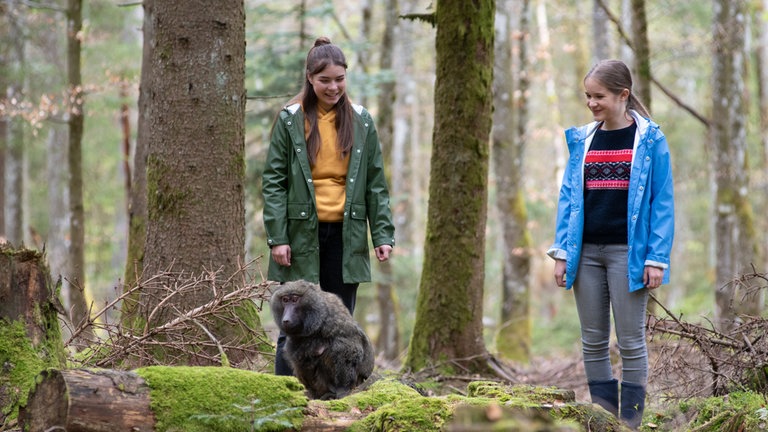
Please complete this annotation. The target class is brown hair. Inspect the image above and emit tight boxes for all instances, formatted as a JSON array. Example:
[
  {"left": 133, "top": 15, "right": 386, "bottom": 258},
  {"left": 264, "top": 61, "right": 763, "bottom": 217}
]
[
  {"left": 290, "top": 37, "right": 354, "bottom": 165},
  {"left": 585, "top": 59, "right": 651, "bottom": 119}
]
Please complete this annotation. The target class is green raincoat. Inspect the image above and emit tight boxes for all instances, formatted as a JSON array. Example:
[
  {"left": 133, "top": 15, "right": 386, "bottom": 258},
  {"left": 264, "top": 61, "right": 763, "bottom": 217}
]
[{"left": 262, "top": 103, "right": 395, "bottom": 283}]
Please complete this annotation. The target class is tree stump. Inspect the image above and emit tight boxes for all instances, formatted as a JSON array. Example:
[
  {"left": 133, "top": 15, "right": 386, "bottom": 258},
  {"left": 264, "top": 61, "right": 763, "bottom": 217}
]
[
  {"left": 0, "top": 244, "right": 66, "bottom": 422},
  {"left": 19, "top": 369, "right": 155, "bottom": 432}
]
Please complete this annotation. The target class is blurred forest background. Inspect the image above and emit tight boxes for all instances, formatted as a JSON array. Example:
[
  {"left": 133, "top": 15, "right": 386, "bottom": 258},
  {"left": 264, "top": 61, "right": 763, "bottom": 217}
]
[{"left": 1, "top": 0, "right": 765, "bottom": 368}]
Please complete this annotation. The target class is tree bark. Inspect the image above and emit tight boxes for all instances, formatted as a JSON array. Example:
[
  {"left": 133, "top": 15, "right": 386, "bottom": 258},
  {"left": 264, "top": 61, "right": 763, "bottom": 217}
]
[
  {"left": 19, "top": 369, "right": 155, "bottom": 432},
  {"left": 141, "top": 0, "right": 246, "bottom": 311},
  {"left": 122, "top": 0, "right": 153, "bottom": 323},
  {"left": 0, "top": 246, "right": 66, "bottom": 422},
  {"left": 592, "top": 0, "right": 613, "bottom": 61},
  {"left": 133, "top": 0, "right": 267, "bottom": 367},
  {"left": 66, "top": 0, "right": 93, "bottom": 344},
  {"left": 374, "top": 0, "right": 401, "bottom": 362},
  {"left": 711, "top": 0, "right": 760, "bottom": 329},
  {"left": 5, "top": 12, "right": 25, "bottom": 246},
  {"left": 405, "top": 0, "right": 496, "bottom": 375},
  {"left": 754, "top": 0, "right": 768, "bottom": 283},
  {"left": 630, "top": 0, "right": 651, "bottom": 111},
  {"left": 492, "top": 0, "right": 532, "bottom": 363}
]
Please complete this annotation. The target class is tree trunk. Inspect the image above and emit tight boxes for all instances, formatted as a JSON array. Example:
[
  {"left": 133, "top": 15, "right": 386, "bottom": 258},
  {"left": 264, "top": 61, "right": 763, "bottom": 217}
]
[
  {"left": 0, "top": 246, "right": 67, "bottom": 423},
  {"left": 492, "top": 0, "right": 532, "bottom": 363},
  {"left": 0, "top": 9, "right": 8, "bottom": 239},
  {"left": 5, "top": 98, "right": 24, "bottom": 246},
  {"left": 754, "top": 0, "right": 768, "bottom": 282},
  {"left": 592, "top": 0, "right": 613, "bottom": 61},
  {"left": 630, "top": 0, "right": 651, "bottom": 111},
  {"left": 405, "top": 0, "right": 496, "bottom": 375},
  {"left": 122, "top": 0, "right": 153, "bottom": 322},
  {"left": 5, "top": 15, "right": 25, "bottom": 246},
  {"left": 19, "top": 369, "right": 155, "bottom": 432},
  {"left": 374, "top": 0, "right": 401, "bottom": 362},
  {"left": 142, "top": 0, "right": 246, "bottom": 309},
  {"left": 711, "top": 0, "right": 760, "bottom": 330},
  {"left": 66, "top": 0, "right": 93, "bottom": 344},
  {"left": 46, "top": 125, "right": 71, "bottom": 331},
  {"left": 135, "top": 0, "right": 267, "bottom": 366}
]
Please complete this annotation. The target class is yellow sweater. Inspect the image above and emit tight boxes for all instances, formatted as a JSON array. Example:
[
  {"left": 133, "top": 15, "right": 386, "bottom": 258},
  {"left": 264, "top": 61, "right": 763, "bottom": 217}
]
[{"left": 308, "top": 107, "right": 350, "bottom": 222}]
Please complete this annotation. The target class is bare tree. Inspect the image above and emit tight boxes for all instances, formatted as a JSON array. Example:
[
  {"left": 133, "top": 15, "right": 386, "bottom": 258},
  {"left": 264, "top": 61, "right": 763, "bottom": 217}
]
[
  {"left": 711, "top": 0, "right": 761, "bottom": 330},
  {"left": 374, "top": 0, "right": 402, "bottom": 362},
  {"left": 65, "top": 0, "right": 93, "bottom": 342},
  {"left": 492, "top": 0, "right": 532, "bottom": 363},
  {"left": 629, "top": 0, "right": 650, "bottom": 111}
]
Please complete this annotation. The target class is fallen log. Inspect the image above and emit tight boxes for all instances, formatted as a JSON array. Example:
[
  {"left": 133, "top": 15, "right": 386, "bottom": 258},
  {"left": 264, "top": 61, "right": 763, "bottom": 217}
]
[
  {"left": 19, "top": 366, "right": 309, "bottom": 432},
  {"left": 19, "top": 369, "right": 155, "bottom": 432}
]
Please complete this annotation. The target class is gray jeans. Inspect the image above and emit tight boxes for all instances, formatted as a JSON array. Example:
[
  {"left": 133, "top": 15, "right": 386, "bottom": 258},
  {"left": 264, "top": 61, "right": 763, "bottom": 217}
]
[{"left": 573, "top": 243, "right": 649, "bottom": 386}]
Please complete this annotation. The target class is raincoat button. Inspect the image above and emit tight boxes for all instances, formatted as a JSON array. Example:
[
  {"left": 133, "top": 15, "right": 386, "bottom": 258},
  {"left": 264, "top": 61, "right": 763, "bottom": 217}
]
[
  {"left": 639, "top": 186, "right": 644, "bottom": 191},
  {"left": 307, "top": 179, "right": 313, "bottom": 183},
  {"left": 300, "top": 212, "right": 306, "bottom": 217},
  {"left": 287, "top": 121, "right": 292, "bottom": 125},
  {"left": 296, "top": 148, "right": 302, "bottom": 153}
]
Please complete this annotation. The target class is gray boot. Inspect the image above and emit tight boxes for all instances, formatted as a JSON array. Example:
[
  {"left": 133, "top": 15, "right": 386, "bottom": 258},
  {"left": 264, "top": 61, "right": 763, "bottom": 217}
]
[
  {"left": 588, "top": 379, "right": 619, "bottom": 416},
  {"left": 620, "top": 381, "right": 646, "bottom": 429}
]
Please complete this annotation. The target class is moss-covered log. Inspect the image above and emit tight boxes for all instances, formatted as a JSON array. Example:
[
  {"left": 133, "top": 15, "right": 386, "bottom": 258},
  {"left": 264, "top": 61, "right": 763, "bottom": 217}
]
[
  {"left": 19, "top": 369, "right": 155, "bottom": 431},
  {"left": 19, "top": 367, "right": 308, "bottom": 432},
  {"left": 0, "top": 245, "right": 66, "bottom": 425}
]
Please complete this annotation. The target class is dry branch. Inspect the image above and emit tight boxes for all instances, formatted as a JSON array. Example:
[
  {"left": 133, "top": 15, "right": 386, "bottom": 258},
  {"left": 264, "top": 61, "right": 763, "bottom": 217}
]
[
  {"left": 647, "top": 270, "right": 768, "bottom": 398},
  {"left": 64, "top": 258, "right": 276, "bottom": 370}
]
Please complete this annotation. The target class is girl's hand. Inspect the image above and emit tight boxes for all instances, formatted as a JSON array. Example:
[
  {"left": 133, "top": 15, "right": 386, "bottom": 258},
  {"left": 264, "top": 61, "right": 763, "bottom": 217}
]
[
  {"left": 272, "top": 244, "right": 292, "bottom": 267},
  {"left": 375, "top": 245, "right": 392, "bottom": 262},
  {"left": 644, "top": 265, "right": 664, "bottom": 289},
  {"left": 553, "top": 259, "right": 567, "bottom": 287}
]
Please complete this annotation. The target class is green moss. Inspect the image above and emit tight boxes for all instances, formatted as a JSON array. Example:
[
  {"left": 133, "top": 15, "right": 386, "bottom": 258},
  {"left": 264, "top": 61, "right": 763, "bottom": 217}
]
[
  {"left": 323, "top": 377, "right": 424, "bottom": 412},
  {"left": 349, "top": 394, "right": 452, "bottom": 432},
  {"left": 146, "top": 155, "right": 190, "bottom": 221},
  {"left": 652, "top": 391, "right": 768, "bottom": 432},
  {"left": 136, "top": 366, "right": 307, "bottom": 432},
  {"left": 467, "top": 381, "right": 576, "bottom": 405},
  {"left": 0, "top": 321, "right": 58, "bottom": 420}
]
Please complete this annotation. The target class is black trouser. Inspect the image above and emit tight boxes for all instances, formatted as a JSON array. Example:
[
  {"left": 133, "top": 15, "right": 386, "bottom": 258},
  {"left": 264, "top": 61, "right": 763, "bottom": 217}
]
[{"left": 274, "top": 222, "right": 359, "bottom": 376}]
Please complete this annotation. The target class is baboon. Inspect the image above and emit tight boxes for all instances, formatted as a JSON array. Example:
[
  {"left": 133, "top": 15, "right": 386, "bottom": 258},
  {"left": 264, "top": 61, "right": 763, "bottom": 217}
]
[{"left": 270, "top": 280, "right": 374, "bottom": 399}]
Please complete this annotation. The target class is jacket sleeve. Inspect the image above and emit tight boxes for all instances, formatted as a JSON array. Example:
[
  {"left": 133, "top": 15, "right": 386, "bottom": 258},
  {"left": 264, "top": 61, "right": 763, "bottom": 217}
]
[
  {"left": 362, "top": 112, "right": 396, "bottom": 248},
  {"left": 644, "top": 130, "right": 675, "bottom": 270},
  {"left": 262, "top": 112, "right": 291, "bottom": 247},
  {"left": 547, "top": 159, "right": 574, "bottom": 261}
]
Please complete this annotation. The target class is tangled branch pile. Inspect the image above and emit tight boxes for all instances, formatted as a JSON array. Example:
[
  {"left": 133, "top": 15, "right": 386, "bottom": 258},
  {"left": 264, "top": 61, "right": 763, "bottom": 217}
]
[
  {"left": 648, "top": 271, "right": 768, "bottom": 398},
  {"left": 62, "top": 259, "right": 277, "bottom": 370}
]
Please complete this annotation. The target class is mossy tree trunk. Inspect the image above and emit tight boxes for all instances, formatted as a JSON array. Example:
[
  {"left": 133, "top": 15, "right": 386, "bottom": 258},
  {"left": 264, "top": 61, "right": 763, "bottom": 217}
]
[
  {"left": 127, "top": 0, "right": 267, "bottom": 365},
  {"left": 711, "top": 0, "right": 761, "bottom": 330},
  {"left": 492, "top": 0, "right": 532, "bottom": 364},
  {"left": 0, "top": 246, "right": 66, "bottom": 424},
  {"left": 405, "top": 0, "right": 495, "bottom": 374}
]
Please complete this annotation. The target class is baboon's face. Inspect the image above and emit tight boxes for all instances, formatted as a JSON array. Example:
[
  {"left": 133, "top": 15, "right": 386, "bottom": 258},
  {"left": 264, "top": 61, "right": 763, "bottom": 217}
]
[{"left": 278, "top": 292, "right": 307, "bottom": 335}]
